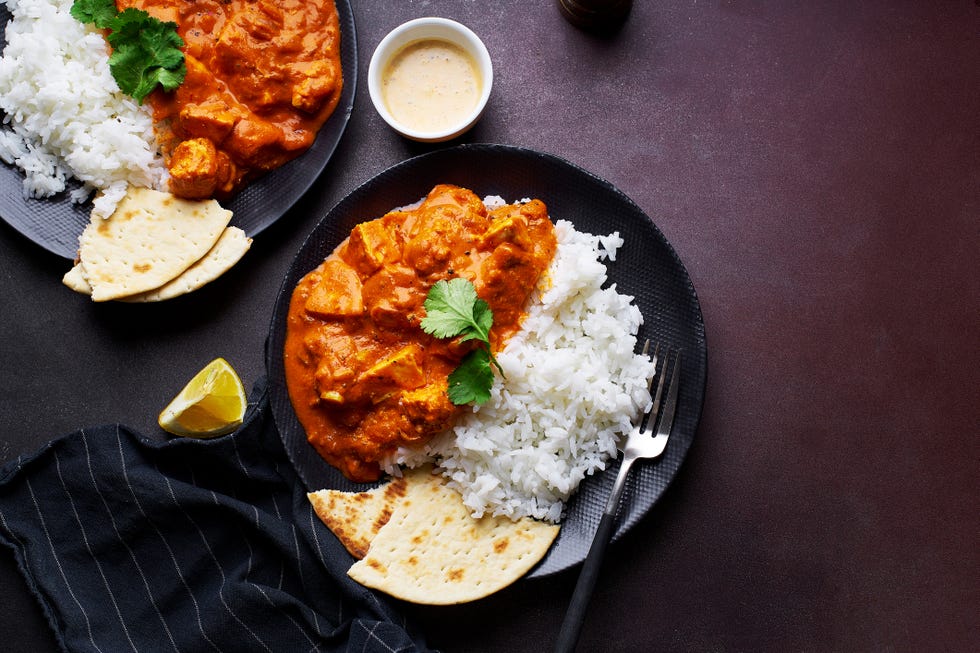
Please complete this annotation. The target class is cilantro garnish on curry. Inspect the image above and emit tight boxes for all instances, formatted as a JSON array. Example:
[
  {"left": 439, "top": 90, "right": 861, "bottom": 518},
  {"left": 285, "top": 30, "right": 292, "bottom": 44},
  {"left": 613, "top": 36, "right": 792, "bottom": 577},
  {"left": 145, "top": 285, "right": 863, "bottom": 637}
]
[
  {"left": 71, "top": 0, "right": 186, "bottom": 103},
  {"left": 421, "top": 277, "right": 504, "bottom": 406},
  {"left": 283, "top": 185, "right": 557, "bottom": 482}
]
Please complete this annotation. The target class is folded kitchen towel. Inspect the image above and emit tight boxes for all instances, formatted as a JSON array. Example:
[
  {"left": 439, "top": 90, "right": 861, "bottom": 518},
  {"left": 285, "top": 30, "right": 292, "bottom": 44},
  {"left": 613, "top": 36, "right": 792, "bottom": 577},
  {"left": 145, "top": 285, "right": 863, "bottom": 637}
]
[{"left": 0, "top": 378, "right": 434, "bottom": 653}]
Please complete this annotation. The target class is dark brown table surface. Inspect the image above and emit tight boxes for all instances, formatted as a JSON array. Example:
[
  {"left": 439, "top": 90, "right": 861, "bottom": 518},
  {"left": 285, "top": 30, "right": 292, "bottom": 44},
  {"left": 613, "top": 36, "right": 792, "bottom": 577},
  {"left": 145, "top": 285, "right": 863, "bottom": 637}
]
[{"left": 1, "top": 2, "right": 977, "bottom": 651}]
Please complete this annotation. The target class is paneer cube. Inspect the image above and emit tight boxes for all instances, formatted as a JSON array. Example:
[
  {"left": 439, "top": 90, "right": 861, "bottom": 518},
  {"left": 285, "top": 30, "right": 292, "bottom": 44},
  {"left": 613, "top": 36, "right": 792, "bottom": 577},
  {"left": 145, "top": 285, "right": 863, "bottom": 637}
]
[
  {"left": 398, "top": 382, "right": 456, "bottom": 434},
  {"left": 168, "top": 137, "right": 232, "bottom": 199},
  {"left": 347, "top": 343, "right": 425, "bottom": 403},
  {"left": 311, "top": 334, "right": 358, "bottom": 404},
  {"left": 305, "top": 260, "right": 364, "bottom": 318},
  {"left": 178, "top": 100, "right": 239, "bottom": 143},
  {"left": 291, "top": 60, "right": 338, "bottom": 113},
  {"left": 343, "top": 218, "right": 399, "bottom": 275},
  {"left": 480, "top": 213, "right": 531, "bottom": 251},
  {"left": 225, "top": 118, "right": 282, "bottom": 168},
  {"left": 423, "top": 184, "right": 486, "bottom": 213}
]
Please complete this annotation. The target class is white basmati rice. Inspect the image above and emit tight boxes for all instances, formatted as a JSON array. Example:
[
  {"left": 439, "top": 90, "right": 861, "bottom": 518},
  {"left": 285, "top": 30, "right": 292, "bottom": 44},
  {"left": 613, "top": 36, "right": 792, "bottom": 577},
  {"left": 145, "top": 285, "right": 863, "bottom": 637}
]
[
  {"left": 0, "top": 0, "right": 167, "bottom": 216},
  {"left": 387, "top": 212, "right": 656, "bottom": 523}
]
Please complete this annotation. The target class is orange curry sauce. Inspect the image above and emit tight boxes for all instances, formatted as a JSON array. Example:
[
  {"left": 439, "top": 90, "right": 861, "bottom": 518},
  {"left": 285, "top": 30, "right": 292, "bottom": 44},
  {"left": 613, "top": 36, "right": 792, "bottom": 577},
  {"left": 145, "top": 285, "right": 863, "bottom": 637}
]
[
  {"left": 118, "top": 0, "right": 343, "bottom": 199},
  {"left": 283, "top": 185, "right": 558, "bottom": 482}
]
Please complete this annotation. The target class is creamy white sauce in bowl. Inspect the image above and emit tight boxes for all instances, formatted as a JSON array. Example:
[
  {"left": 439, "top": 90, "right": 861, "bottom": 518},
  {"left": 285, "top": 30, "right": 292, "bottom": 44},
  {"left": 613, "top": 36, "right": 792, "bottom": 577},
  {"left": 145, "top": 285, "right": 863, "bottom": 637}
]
[{"left": 368, "top": 18, "right": 493, "bottom": 142}]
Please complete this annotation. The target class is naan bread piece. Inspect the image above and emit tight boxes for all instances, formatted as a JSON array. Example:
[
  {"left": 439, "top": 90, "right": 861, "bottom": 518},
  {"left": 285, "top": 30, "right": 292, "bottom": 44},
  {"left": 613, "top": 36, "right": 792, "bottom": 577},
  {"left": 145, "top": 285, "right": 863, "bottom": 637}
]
[
  {"left": 308, "top": 473, "right": 412, "bottom": 559},
  {"left": 63, "top": 227, "right": 250, "bottom": 302},
  {"left": 62, "top": 262, "right": 91, "bottom": 294},
  {"left": 341, "top": 467, "right": 560, "bottom": 604},
  {"left": 77, "top": 187, "right": 232, "bottom": 301},
  {"left": 123, "top": 227, "right": 251, "bottom": 302}
]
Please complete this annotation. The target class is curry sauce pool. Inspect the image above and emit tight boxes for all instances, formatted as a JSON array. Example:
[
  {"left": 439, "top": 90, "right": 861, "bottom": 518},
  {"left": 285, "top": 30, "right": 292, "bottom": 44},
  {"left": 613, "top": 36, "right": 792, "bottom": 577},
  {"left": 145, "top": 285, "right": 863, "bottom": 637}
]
[{"left": 283, "top": 184, "right": 557, "bottom": 482}]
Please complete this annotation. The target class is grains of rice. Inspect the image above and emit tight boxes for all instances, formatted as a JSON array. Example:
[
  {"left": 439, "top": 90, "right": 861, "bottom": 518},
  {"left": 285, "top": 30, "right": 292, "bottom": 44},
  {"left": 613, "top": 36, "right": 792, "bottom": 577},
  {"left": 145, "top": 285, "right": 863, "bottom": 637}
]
[
  {"left": 387, "top": 209, "right": 656, "bottom": 523},
  {"left": 0, "top": 0, "right": 167, "bottom": 217}
]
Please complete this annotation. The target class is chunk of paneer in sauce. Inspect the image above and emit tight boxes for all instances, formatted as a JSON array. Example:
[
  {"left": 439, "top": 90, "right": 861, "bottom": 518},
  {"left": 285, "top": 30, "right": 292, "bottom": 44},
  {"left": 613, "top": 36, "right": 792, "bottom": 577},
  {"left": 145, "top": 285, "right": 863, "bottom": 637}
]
[
  {"left": 283, "top": 184, "right": 557, "bottom": 482},
  {"left": 305, "top": 260, "right": 364, "bottom": 319},
  {"left": 342, "top": 214, "right": 404, "bottom": 276},
  {"left": 168, "top": 137, "right": 236, "bottom": 199}
]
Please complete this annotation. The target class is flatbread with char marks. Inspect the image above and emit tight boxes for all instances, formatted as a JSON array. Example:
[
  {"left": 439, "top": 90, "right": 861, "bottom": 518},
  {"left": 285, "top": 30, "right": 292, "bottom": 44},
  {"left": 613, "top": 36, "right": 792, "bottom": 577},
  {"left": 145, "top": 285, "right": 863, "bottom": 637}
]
[{"left": 308, "top": 465, "right": 560, "bottom": 604}]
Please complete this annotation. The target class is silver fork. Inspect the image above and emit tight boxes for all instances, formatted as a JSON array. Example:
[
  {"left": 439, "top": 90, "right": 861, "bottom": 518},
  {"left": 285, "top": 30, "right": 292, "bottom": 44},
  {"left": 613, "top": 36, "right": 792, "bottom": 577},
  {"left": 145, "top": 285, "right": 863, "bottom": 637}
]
[{"left": 554, "top": 341, "right": 681, "bottom": 653}]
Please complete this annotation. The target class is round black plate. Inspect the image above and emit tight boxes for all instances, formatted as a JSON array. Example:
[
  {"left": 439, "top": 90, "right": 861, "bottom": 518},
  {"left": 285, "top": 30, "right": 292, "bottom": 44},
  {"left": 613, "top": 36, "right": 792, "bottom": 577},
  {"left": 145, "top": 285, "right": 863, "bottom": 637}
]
[
  {"left": 265, "top": 144, "right": 708, "bottom": 578},
  {"left": 0, "top": 1, "right": 356, "bottom": 259}
]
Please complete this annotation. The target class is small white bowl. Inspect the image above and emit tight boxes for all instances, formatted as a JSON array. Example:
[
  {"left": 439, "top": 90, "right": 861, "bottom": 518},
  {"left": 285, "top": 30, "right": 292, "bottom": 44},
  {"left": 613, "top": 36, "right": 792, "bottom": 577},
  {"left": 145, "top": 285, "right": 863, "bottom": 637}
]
[{"left": 368, "top": 17, "right": 493, "bottom": 143}]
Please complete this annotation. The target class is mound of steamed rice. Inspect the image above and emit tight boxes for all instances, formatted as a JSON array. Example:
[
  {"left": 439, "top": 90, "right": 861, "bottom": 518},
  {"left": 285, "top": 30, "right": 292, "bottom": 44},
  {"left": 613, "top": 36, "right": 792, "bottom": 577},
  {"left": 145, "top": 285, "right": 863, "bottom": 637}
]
[
  {"left": 387, "top": 207, "right": 656, "bottom": 523},
  {"left": 0, "top": 0, "right": 167, "bottom": 217}
]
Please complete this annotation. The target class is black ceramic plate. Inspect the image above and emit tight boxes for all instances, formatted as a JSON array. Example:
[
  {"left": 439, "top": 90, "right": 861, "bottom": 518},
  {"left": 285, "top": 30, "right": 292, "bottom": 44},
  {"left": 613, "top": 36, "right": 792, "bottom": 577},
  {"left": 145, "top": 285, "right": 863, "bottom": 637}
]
[
  {"left": 266, "top": 144, "right": 708, "bottom": 578},
  {"left": 0, "top": 1, "right": 356, "bottom": 259}
]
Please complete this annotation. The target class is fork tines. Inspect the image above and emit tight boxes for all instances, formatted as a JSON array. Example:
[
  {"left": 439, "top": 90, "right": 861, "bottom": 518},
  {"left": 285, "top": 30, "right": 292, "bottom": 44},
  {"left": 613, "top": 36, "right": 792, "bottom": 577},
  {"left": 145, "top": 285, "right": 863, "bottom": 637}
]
[{"left": 640, "top": 340, "right": 681, "bottom": 437}]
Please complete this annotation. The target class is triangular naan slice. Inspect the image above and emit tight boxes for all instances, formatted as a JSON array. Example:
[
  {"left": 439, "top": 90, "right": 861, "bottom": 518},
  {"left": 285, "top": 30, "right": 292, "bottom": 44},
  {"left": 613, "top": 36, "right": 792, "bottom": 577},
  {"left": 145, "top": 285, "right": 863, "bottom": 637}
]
[
  {"left": 308, "top": 473, "right": 411, "bottom": 559},
  {"left": 62, "top": 262, "right": 91, "bottom": 294},
  {"left": 78, "top": 187, "right": 232, "bottom": 301},
  {"left": 123, "top": 226, "right": 250, "bottom": 302},
  {"left": 64, "top": 226, "right": 250, "bottom": 302},
  {"left": 311, "top": 466, "right": 560, "bottom": 604}
]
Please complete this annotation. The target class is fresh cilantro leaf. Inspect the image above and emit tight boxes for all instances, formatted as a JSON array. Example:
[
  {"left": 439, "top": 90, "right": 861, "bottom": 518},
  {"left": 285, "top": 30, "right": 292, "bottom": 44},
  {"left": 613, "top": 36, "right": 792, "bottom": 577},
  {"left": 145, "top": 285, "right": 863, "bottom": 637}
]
[
  {"left": 106, "top": 10, "right": 185, "bottom": 102},
  {"left": 71, "top": 2, "right": 185, "bottom": 104},
  {"left": 447, "top": 349, "right": 494, "bottom": 405},
  {"left": 70, "top": 0, "right": 117, "bottom": 29},
  {"left": 420, "top": 278, "right": 502, "bottom": 405},
  {"left": 420, "top": 278, "right": 492, "bottom": 342}
]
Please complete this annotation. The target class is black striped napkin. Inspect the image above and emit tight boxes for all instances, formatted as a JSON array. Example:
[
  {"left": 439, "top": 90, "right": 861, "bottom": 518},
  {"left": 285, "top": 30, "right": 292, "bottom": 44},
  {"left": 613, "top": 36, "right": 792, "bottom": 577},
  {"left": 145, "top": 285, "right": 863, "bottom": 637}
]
[{"left": 0, "top": 378, "right": 433, "bottom": 653}]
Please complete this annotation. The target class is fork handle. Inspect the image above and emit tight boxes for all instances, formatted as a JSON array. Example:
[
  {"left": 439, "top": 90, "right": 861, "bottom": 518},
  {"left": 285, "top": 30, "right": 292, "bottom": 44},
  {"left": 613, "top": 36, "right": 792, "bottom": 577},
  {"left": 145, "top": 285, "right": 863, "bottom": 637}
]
[
  {"left": 554, "top": 453, "right": 635, "bottom": 652},
  {"left": 554, "top": 510, "right": 617, "bottom": 652}
]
